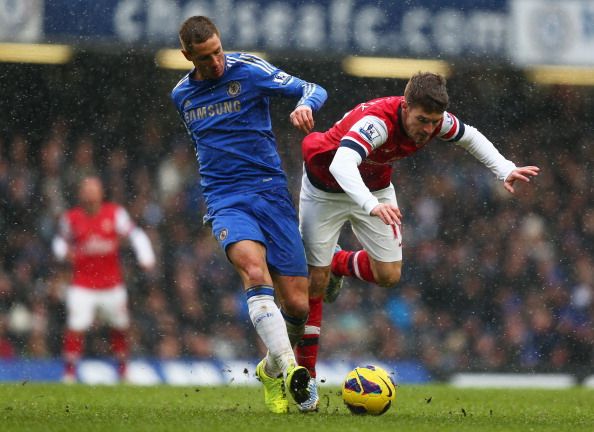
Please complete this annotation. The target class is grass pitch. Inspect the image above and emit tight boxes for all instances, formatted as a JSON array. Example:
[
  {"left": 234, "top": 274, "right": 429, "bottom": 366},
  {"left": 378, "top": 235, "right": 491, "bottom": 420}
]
[{"left": 1, "top": 383, "right": 593, "bottom": 432}]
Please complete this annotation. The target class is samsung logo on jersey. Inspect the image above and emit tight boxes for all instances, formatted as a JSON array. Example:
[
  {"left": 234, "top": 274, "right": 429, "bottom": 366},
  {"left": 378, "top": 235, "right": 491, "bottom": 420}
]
[{"left": 184, "top": 100, "right": 242, "bottom": 122}]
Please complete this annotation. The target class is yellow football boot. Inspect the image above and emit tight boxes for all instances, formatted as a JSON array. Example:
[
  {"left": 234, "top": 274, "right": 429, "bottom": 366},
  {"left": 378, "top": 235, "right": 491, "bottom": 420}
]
[
  {"left": 285, "top": 364, "right": 311, "bottom": 404},
  {"left": 256, "top": 358, "right": 288, "bottom": 413}
]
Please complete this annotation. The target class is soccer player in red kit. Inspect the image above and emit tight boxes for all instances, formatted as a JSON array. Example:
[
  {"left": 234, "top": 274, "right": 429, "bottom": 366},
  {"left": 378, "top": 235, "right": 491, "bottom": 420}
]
[
  {"left": 295, "top": 72, "right": 540, "bottom": 411},
  {"left": 52, "top": 176, "right": 156, "bottom": 383}
]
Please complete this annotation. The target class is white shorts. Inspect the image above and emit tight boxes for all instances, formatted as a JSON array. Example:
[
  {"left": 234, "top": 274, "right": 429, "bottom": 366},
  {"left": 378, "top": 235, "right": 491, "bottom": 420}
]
[
  {"left": 66, "top": 285, "right": 130, "bottom": 331},
  {"left": 299, "top": 173, "right": 403, "bottom": 267}
]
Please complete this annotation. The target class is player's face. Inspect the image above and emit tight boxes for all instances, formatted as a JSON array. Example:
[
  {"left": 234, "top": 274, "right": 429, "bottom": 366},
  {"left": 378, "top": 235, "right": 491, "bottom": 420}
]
[
  {"left": 79, "top": 177, "right": 104, "bottom": 212},
  {"left": 183, "top": 35, "right": 225, "bottom": 80},
  {"left": 402, "top": 102, "right": 443, "bottom": 146}
]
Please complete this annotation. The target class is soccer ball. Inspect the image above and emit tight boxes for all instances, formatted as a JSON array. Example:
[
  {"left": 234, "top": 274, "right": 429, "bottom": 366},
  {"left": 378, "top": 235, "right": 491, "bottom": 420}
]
[{"left": 342, "top": 365, "right": 396, "bottom": 415}]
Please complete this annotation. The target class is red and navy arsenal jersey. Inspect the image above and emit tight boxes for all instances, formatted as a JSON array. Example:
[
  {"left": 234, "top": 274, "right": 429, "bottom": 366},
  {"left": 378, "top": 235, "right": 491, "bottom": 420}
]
[
  {"left": 61, "top": 203, "right": 133, "bottom": 289},
  {"left": 303, "top": 96, "right": 464, "bottom": 192}
]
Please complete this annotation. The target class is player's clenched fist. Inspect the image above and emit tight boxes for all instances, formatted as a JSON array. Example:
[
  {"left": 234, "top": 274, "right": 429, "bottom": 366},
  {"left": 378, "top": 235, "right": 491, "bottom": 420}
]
[{"left": 290, "top": 105, "right": 315, "bottom": 134}]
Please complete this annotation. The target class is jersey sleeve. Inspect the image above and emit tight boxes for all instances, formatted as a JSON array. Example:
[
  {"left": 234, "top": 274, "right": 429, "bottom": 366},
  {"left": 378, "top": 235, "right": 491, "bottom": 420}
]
[
  {"left": 115, "top": 206, "right": 135, "bottom": 236},
  {"left": 52, "top": 214, "right": 71, "bottom": 260},
  {"left": 57, "top": 213, "right": 72, "bottom": 239},
  {"left": 239, "top": 53, "right": 327, "bottom": 111},
  {"left": 129, "top": 227, "right": 156, "bottom": 268},
  {"left": 436, "top": 111, "right": 466, "bottom": 142},
  {"left": 339, "top": 115, "right": 389, "bottom": 160},
  {"left": 329, "top": 147, "right": 380, "bottom": 214},
  {"left": 115, "top": 206, "right": 156, "bottom": 268},
  {"left": 438, "top": 111, "right": 516, "bottom": 181}
]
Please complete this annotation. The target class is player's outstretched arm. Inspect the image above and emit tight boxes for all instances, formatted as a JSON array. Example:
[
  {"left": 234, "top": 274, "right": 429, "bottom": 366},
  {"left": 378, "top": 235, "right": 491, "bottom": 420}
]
[
  {"left": 290, "top": 105, "right": 314, "bottom": 134},
  {"left": 247, "top": 54, "right": 326, "bottom": 133},
  {"left": 129, "top": 227, "right": 156, "bottom": 272},
  {"left": 503, "top": 165, "right": 540, "bottom": 194},
  {"left": 115, "top": 206, "right": 156, "bottom": 272}
]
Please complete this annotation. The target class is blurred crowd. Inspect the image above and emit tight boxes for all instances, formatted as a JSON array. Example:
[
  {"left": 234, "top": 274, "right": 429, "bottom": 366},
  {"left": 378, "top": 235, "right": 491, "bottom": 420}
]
[{"left": 0, "top": 59, "right": 592, "bottom": 378}]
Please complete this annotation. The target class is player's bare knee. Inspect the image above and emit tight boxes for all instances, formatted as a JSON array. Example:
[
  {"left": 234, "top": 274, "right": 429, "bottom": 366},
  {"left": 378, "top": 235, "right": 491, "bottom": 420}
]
[
  {"left": 242, "top": 264, "right": 268, "bottom": 285},
  {"left": 284, "top": 297, "right": 309, "bottom": 319}
]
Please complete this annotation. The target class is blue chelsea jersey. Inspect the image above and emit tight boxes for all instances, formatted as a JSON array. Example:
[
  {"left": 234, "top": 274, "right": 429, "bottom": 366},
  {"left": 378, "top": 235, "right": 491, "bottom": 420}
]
[{"left": 171, "top": 53, "right": 327, "bottom": 206}]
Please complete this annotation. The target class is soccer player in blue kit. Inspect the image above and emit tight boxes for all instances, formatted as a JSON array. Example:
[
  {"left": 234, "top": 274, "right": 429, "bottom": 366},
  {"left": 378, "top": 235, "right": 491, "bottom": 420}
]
[{"left": 171, "top": 16, "right": 327, "bottom": 413}]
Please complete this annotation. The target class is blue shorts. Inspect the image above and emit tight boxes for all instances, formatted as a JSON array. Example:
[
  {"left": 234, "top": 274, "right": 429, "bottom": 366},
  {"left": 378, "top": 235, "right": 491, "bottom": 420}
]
[{"left": 205, "top": 187, "right": 308, "bottom": 277}]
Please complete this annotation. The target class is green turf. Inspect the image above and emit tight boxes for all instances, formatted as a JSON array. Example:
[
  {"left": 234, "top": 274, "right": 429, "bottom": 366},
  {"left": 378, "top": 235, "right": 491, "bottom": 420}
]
[{"left": 1, "top": 383, "right": 593, "bottom": 432}]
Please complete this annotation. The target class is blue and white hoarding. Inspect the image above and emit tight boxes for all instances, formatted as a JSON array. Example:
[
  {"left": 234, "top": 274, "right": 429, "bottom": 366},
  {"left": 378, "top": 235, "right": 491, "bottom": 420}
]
[
  {"left": 0, "top": 358, "right": 431, "bottom": 386},
  {"left": 510, "top": 0, "right": 594, "bottom": 66},
  {"left": 8, "top": 0, "right": 507, "bottom": 58}
]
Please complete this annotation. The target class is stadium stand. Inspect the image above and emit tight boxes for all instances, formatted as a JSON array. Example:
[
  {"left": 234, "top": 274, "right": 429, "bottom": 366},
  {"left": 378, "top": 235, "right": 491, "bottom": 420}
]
[{"left": 0, "top": 54, "right": 593, "bottom": 380}]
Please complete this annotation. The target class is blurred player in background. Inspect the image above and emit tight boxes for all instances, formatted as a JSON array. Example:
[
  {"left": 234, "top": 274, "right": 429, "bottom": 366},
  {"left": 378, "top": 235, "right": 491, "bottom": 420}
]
[
  {"left": 52, "top": 176, "right": 156, "bottom": 383},
  {"left": 296, "top": 72, "right": 540, "bottom": 411},
  {"left": 171, "top": 16, "right": 327, "bottom": 413}
]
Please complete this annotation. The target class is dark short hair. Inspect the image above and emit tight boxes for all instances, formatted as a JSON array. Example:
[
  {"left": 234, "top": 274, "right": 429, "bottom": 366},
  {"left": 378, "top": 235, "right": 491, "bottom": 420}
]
[
  {"left": 179, "top": 16, "right": 220, "bottom": 52},
  {"left": 404, "top": 72, "right": 449, "bottom": 113}
]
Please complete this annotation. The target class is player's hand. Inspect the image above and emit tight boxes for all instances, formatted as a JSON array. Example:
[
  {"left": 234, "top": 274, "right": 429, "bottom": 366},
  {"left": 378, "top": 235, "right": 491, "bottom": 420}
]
[
  {"left": 141, "top": 262, "right": 156, "bottom": 274},
  {"left": 370, "top": 203, "right": 402, "bottom": 226},
  {"left": 504, "top": 165, "right": 540, "bottom": 194},
  {"left": 65, "top": 249, "right": 75, "bottom": 263},
  {"left": 289, "top": 105, "right": 314, "bottom": 134}
]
